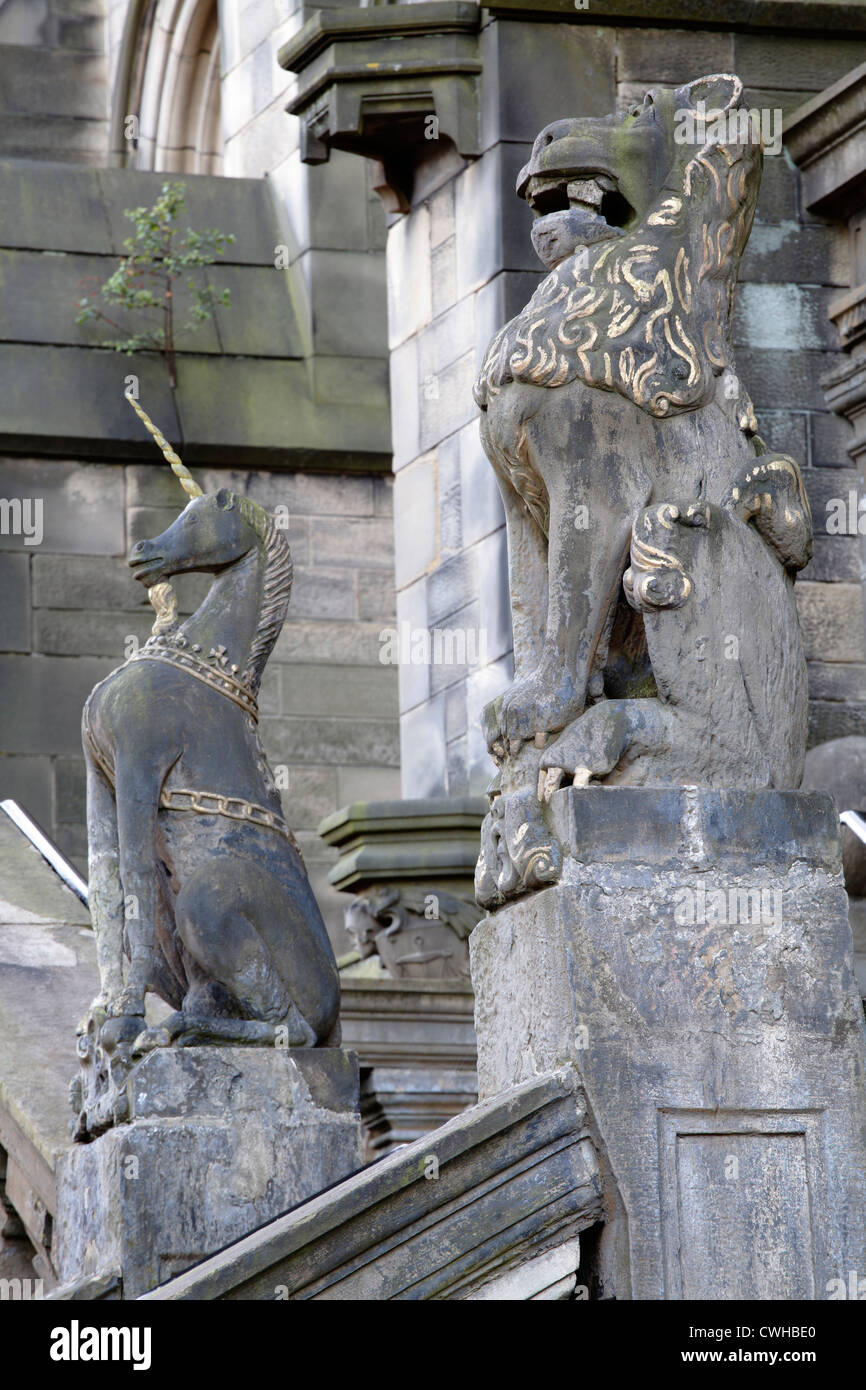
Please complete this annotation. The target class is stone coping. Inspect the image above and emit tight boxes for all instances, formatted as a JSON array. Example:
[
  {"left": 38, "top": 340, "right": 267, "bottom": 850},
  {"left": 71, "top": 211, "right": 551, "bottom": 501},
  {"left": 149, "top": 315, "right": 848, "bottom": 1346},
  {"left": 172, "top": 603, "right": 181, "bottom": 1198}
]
[
  {"left": 486, "top": 0, "right": 866, "bottom": 31},
  {"left": 547, "top": 786, "right": 842, "bottom": 872}
]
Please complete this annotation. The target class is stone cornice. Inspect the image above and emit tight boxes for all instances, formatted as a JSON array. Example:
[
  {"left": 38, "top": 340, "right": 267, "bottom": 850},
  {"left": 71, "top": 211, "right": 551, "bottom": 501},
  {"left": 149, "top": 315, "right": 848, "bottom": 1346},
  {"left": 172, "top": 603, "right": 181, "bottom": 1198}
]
[
  {"left": 785, "top": 60, "right": 866, "bottom": 215},
  {"left": 486, "top": 0, "right": 866, "bottom": 32},
  {"left": 278, "top": 2, "right": 480, "bottom": 74},
  {"left": 319, "top": 796, "right": 487, "bottom": 893}
]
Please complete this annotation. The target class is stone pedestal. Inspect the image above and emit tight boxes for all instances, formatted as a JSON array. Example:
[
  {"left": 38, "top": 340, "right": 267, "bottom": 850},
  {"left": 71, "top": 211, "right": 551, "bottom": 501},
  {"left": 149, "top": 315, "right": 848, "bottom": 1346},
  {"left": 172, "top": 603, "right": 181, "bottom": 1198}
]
[
  {"left": 470, "top": 787, "right": 866, "bottom": 1301},
  {"left": 55, "top": 1047, "right": 364, "bottom": 1299}
]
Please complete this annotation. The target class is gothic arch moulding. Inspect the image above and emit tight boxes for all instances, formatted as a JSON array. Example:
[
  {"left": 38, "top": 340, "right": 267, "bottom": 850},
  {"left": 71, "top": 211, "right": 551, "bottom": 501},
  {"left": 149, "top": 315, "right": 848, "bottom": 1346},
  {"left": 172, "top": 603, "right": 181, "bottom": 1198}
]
[{"left": 110, "top": 0, "right": 223, "bottom": 172}]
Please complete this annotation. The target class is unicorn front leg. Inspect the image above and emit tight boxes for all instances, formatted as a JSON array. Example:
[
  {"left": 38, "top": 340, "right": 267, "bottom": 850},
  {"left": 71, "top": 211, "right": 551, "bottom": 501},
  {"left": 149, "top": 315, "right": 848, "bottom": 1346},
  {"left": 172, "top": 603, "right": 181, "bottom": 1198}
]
[
  {"left": 83, "top": 751, "right": 124, "bottom": 1015},
  {"left": 111, "top": 755, "right": 165, "bottom": 1022}
]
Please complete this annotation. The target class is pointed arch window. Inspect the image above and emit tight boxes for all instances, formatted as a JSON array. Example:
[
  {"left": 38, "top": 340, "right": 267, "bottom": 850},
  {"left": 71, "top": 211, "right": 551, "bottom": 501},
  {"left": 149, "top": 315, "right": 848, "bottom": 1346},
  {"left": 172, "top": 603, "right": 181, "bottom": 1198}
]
[{"left": 112, "top": 0, "right": 222, "bottom": 173}]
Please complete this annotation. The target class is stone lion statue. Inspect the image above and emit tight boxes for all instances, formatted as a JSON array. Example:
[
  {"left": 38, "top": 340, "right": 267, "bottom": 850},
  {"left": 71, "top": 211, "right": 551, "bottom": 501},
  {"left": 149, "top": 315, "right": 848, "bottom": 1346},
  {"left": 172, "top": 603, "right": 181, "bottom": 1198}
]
[{"left": 474, "top": 74, "right": 812, "bottom": 909}]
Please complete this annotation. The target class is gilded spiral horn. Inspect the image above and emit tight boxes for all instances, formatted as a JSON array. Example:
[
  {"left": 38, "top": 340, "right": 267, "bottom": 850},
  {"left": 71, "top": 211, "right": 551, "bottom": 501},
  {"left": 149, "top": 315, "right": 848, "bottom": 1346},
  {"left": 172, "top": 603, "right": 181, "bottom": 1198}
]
[{"left": 123, "top": 391, "right": 203, "bottom": 500}]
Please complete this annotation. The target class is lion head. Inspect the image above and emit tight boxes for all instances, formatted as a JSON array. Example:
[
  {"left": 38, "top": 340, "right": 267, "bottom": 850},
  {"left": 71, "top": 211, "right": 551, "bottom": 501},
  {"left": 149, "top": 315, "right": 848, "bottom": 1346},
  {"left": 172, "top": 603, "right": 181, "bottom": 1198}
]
[{"left": 475, "top": 74, "right": 762, "bottom": 428}]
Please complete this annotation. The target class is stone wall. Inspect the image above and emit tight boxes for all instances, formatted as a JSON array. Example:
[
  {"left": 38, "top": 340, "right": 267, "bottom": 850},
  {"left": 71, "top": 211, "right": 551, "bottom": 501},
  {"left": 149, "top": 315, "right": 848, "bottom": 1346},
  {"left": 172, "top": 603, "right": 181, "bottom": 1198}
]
[
  {"left": 0, "top": 0, "right": 109, "bottom": 162},
  {"left": 380, "top": 15, "right": 861, "bottom": 800},
  {"left": 220, "top": 0, "right": 389, "bottom": 382}
]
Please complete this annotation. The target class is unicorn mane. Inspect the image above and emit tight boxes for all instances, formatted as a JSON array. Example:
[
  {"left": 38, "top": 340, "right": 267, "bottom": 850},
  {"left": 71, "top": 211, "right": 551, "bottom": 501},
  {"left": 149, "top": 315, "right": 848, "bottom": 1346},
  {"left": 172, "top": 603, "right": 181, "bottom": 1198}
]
[{"left": 232, "top": 495, "right": 293, "bottom": 694}]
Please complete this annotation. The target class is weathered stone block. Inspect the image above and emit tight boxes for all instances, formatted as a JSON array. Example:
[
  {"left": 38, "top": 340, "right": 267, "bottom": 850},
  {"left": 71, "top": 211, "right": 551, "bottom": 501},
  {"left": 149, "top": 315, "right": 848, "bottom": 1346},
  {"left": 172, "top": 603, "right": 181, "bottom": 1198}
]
[
  {"left": 287, "top": 568, "right": 356, "bottom": 621},
  {"left": 471, "top": 787, "right": 866, "bottom": 1300},
  {"left": 393, "top": 454, "right": 437, "bottom": 589},
  {"left": 741, "top": 223, "right": 848, "bottom": 288},
  {"left": 0, "top": 46, "right": 107, "bottom": 120},
  {"left": 752, "top": 409, "right": 808, "bottom": 461},
  {"left": 55, "top": 1047, "right": 364, "bottom": 1298},
  {"left": 486, "top": 21, "right": 615, "bottom": 147},
  {"left": 455, "top": 144, "right": 537, "bottom": 299},
  {"left": 0, "top": 553, "right": 29, "bottom": 651},
  {"left": 357, "top": 570, "right": 396, "bottom": 623},
  {"left": 735, "top": 284, "right": 837, "bottom": 352},
  {"left": 34, "top": 609, "right": 150, "bottom": 659},
  {"left": 97, "top": 168, "right": 282, "bottom": 266},
  {"left": 309, "top": 515, "right": 394, "bottom": 569},
  {"left": 386, "top": 205, "right": 432, "bottom": 350},
  {"left": 261, "top": 715, "right": 399, "bottom": 769},
  {"left": 0, "top": 161, "right": 109, "bottom": 254},
  {"left": 738, "top": 348, "right": 841, "bottom": 411},
  {"left": 733, "top": 32, "right": 857, "bottom": 92},
  {"left": 396, "top": 577, "right": 431, "bottom": 714},
  {"left": 280, "top": 662, "right": 398, "bottom": 719},
  {"left": 0, "top": 115, "right": 107, "bottom": 163},
  {"left": 141, "top": 1069, "right": 601, "bottom": 1301},
  {"left": 807, "top": 660, "right": 866, "bottom": 703},
  {"left": 0, "top": 458, "right": 124, "bottom": 556},
  {"left": 809, "top": 700, "right": 866, "bottom": 746},
  {"left": 812, "top": 410, "right": 855, "bottom": 468},
  {"left": 616, "top": 26, "right": 732, "bottom": 84},
  {"left": 32, "top": 554, "right": 146, "bottom": 613},
  {"left": 208, "top": 264, "right": 304, "bottom": 358},
  {"left": 54, "top": 758, "right": 86, "bottom": 825},
  {"left": 459, "top": 421, "right": 505, "bottom": 548},
  {"left": 0, "top": 654, "right": 115, "bottom": 755},
  {"left": 796, "top": 581, "right": 866, "bottom": 662},
  {"left": 301, "top": 248, "right": 388, "bottom": 360},
  {"left": 400, "top": 699, "right": 447, "bottom": 799},
  {"left": 273, "top": 619, "right": 385, "bottom": 666},
  {"left": 389, "top": 336, "right": 420, "bottom": 470},
  {"left": 0, "top": 754, "right": 53, "bottom": 826},
  {"left": 801, "top": 534, "right": 860, "bottom": 584}
]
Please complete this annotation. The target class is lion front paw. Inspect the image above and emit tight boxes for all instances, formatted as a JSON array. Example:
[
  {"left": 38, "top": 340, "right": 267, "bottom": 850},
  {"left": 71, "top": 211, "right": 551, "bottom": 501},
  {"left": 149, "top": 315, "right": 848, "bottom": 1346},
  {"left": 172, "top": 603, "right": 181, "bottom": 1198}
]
[
  {"left": 539, "top": 700, "right": 634, "bottom": 789},
  {"left": 495, "top": 664, "right": 584, "bottom": 751}
]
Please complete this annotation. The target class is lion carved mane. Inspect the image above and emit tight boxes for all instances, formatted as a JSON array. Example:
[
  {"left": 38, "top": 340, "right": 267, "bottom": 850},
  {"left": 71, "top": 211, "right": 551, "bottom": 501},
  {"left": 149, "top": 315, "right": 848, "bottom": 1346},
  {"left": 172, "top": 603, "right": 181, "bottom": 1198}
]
[{"left": 475, "top": 75, "right": 762, "bottom": 442}]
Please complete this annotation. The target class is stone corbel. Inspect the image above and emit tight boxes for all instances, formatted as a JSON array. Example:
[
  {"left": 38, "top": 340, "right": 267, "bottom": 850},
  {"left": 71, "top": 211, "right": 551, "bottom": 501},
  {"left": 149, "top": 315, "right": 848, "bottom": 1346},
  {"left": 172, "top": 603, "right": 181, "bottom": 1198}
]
[{"left": 278, "top": 2, "right": 482, "bottom": 211}]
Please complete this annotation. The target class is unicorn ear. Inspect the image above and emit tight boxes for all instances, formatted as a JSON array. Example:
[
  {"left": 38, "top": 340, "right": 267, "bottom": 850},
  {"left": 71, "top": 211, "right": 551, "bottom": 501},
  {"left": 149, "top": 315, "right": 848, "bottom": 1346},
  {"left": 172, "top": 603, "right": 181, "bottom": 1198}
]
[{"left": 215, "top": 488, "right": 235, "bottom": 510}]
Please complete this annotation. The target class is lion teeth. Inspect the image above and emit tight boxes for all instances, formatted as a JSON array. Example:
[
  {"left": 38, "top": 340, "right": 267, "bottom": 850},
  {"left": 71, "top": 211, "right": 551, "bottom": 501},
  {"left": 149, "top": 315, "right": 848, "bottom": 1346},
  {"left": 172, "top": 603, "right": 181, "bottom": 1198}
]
[{"left": 567, "top": 178, "right": 604, "bottom": 208}]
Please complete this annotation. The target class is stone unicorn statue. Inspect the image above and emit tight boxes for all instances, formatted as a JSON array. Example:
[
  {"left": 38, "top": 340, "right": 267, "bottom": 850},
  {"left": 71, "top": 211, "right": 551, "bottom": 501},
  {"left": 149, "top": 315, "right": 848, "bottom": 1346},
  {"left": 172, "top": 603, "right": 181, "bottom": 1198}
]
[{"left": 75, "top": 397, "right": 339, "bottom": 1135}]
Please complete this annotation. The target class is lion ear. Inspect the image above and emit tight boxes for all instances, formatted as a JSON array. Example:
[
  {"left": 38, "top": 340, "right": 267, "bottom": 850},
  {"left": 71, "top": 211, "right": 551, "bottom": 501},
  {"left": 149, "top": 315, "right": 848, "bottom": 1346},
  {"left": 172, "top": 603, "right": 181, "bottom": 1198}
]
[{"left": 681, "top": 73, "right": 743, "bottom": 114}]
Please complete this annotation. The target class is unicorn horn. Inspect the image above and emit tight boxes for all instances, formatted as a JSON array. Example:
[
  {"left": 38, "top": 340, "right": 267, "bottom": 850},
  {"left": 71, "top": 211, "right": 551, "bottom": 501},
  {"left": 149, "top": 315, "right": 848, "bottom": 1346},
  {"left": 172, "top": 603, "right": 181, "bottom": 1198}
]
[{"left": 124, "top": 391, "right": 203, "bottom": 500}]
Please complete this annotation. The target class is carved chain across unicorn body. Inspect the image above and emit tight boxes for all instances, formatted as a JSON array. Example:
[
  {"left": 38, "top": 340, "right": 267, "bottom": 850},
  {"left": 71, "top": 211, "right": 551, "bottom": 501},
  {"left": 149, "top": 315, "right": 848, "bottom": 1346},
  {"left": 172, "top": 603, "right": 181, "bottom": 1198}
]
[{"left": 82, "top": 634, "right": 300, "bottom": 851}]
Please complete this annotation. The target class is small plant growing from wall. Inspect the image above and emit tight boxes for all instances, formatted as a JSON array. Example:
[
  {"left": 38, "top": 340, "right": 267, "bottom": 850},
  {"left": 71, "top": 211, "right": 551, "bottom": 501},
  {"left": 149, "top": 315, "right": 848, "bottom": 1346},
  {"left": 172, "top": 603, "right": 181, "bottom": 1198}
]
[{"left": 75, "top": 180, "right": 235, "bottom": 390}]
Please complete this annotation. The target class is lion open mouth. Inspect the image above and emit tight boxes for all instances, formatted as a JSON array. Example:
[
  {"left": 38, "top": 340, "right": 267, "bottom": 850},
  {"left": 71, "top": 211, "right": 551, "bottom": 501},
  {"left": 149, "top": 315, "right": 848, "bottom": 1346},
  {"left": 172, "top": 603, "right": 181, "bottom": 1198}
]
[
  {"left": 524, "top": 171, "right": 634, "bottom": 268},
  {"left": 526, "top": 171, "right": 633, "bottom": 231}
]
